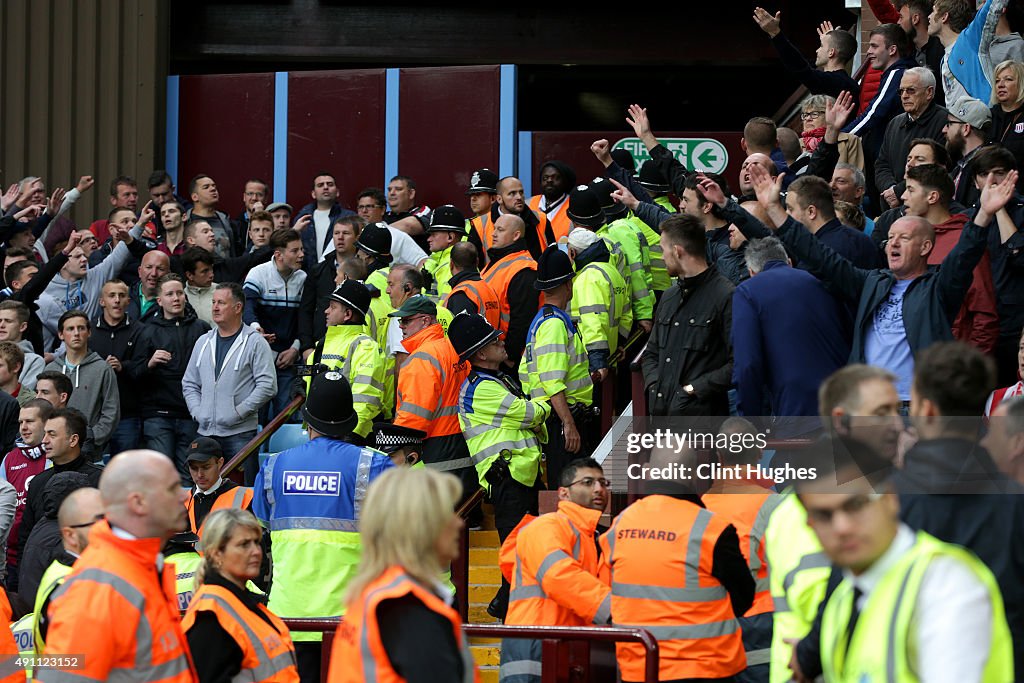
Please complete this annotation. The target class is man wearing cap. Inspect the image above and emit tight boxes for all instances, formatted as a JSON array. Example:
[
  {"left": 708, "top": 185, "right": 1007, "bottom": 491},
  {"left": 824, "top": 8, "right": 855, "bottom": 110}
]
[
  {"left": 482, "top": 215, "right": 540, "bottom": 373},
  {"left": 451, "top": 313, "right": 551, "bottom": 619},
  {"left": 304, "top": 280, "right": 384, "bottom": 445},
  {"left": 566, "top": 229, "right": 632, "bottom": 384},
  {"left": 373, "top": 422, "right": 425, "bottom": 468},
  {"left": 253, "top": 370, "right": 393, "bottom": 681},
  {"left": 467, "top": 168, "right": 499, "bottom": 221},
  {"left": 520, "top": 247, "right": 596, "bottom": 485},
  {"left": 355, "top": 222, "right": 395, "bottom": 302},
  {"left": 267, "top": 202, "right": 294, "bottom": 231},
  {"left": 527, "top": 161, "right": 577, "bottom": 244},
  {"left": 391, "top": 295, "right": 476, "bottom": 499},
  {"left": 946, "top": 96, "right": 992, "bottom": 206},
  {"left": 470, "top": 176, "right": 555, "bottom": 265},
  {"left": 184, "top": 436, "right": 254, "bottom": 537},
  {"left": 445, "top": 242, "right": 501, "bottom": 329},
  {"left": 422, "top": 205, "right": 467, "bottom": 300},
  {"left": 296, "top": 172, "right": 357, "bottom": 271}
]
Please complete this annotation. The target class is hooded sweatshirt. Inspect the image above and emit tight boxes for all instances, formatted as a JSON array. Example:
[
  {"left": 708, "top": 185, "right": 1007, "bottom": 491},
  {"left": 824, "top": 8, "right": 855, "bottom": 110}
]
[
  {"left": 185, "top": 282, "right": 215, "bottom": 327},
  {"left": 44, "top": 351, "right": 120, "bottom": 449},
  {"left": 128, "top": 305, "right": 212, "bottom": 419},
  {"left": 181, "top": 323, "right": 277, "bottom": 437},
  {"left": 15, "top": 340, "right": 43, "bottom": 390}
]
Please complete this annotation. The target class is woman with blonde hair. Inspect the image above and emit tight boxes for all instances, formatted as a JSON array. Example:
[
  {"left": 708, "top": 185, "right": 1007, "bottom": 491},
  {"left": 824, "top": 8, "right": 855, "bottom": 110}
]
[
  {"left": 990, "top": 60, "right": 1024, "bottom": 176},
  {"left": 182, "top": 508, "right": 299, "bottom": 683},
  {"left": 328, "top": 467, "right": 477, "bottom": 682}
]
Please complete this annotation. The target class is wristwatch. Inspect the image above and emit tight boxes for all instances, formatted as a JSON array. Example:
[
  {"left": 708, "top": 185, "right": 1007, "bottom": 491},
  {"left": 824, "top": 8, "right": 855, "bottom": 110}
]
[{"left": 683, "top": 384, "right": 695, "bottom": 396}]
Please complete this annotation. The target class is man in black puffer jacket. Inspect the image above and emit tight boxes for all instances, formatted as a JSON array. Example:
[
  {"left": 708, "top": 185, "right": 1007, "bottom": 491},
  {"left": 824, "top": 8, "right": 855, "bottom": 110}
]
[{"left": 127, "top": 273, "right": 211, "bottom": 484}]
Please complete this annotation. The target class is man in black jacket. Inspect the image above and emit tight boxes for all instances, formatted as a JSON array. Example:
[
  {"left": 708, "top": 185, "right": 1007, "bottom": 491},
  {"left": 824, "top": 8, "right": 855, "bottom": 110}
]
[
  {"left": 89, "top": 280, "right": 144, "bottom": 455},
  {"left": 641, "top": 213, "right": 734, "bottom": 417},
  {"left": 128, "top": 273, "right": 211, "bottom": 485},
  {"left": 170, "top": 221, "right": 272, "bottom": 285}
]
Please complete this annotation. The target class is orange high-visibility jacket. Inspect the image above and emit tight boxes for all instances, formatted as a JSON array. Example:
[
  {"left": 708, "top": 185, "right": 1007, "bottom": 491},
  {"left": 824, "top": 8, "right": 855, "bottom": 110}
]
[
  {"left": 482, "top": 251, "right": 537, "bottom": 336},
  {"left": 38, "top": 521, "right": 197, "bottom": 683},
  {"left": 185, "top": 486, "right": 254, "bottom": 539},
  {"left": 527, "top": 195, "right": 572, "bottom": 244},
  {"left": 0, "top": 589, "right": 24, "bottom": 683},
  {"left": 182, "top": 583, "right": 299, "bottom": 683},
  {"left": 599, "top": 496, "right": 746, "bottom": 682},
  {"left": 502, "top": 501, "right": 610, "bottom": 627},
  {"left": 395, "top": 324, "right": 468, "bottom": 439},
  {"left": 470, "top": 209, "right": 551, "bottom": 267},
  {"left": 702, "top": 490, "right": 782, "bottom": 617},
  {"left": 445, "top": 277, "right": 501, "bottom": 330},
  {"left": 328, "top": 566, "right": 479, "bottom": 683}
]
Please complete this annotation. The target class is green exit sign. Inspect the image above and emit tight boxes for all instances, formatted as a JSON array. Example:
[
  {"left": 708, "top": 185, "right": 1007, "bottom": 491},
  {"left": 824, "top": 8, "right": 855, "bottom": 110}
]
[{"left": 612, "top": 137, "right": 730, "bottom": 174}]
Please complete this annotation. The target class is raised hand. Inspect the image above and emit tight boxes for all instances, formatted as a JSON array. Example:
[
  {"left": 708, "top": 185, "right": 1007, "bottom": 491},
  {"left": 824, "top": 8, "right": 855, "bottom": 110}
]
[
  {"left": 980, "top": 170, "right": 1019, "bottom": 218},
  {"left": 626, "top": 104, "right": 651, "bottom": 139},
  {"left": 76, "top": 175, "right": 95, "bottom": 193},
  {"left": 46, "top": 187, "right": 66, "bottom": 215},
  {"left": 817, "top": 20, "right": 836, "bottom": 36},
  {"left": 293, "top": 214, "right": 311, "bottom": 232},
  {"left": 63, "top": 230, "right": 84, "bottom": 255},
  {"left": 825, "top": 91, "right": 855, "bottom": 132},
  {"left": 14, "top": 204, "right": 45, "bottom": 221},
  {"left": 1, "top": 184, "right": 19, "bottom": 212},
  {"left": 591, "top": 139, "right": 613, "bottom": 167},
  {"left": 608, "top": 178, "right": 640, "bottom": 211},
  {"left": 696, "top": 173, "right": 728, "bottom": 208},
  {"left": 137, "top": 200, "right": 156, "bottom": 226},
  {"left": 753, "top": 7, "right": 782, "bottom": 37},
  {"left": 750, "top": 164, "right": 784, "bottom": 211}
]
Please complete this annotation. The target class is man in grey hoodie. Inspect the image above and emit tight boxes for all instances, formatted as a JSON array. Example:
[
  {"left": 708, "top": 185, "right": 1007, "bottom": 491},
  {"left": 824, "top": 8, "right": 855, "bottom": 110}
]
[
  {"left": 182, "top": 282, "right": 276, "bottom": 484},
  {"left": 0, "top": 301, "right": 43, "bottom": 389},
  {"left": 43, "top": 311, "right": 120, "bottom": 457}
]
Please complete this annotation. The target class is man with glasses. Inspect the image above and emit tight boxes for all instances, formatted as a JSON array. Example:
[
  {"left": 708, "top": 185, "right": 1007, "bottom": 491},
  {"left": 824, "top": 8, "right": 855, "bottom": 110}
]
[
  {"left": 500, "top": 458, "right": 611, "bottom": 683},
  {"left": 355, "top": 188, "right": 386, "bottom": 224}
]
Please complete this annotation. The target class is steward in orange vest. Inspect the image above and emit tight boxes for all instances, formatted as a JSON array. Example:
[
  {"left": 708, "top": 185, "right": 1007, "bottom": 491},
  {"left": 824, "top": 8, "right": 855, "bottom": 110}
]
[
  {"left": 183, "top": 437, "right": 254, "bottom": 538},
  {"left": 481, "top": 216, "right": 539, "bottom": 373},
  {"left": 527, "top": 160, "right": 576, "bottom": 245},
  {"left": 0, "top": 588, "right": 24, "bottom": 683},
  {"left": 445, "top": 243, "right": 501, "bottom": 329},
  {"left": 498, "top": 458, "right": 611, "bottom": 683},
  {"left": 468, "top": 177, "right": 554, "bottom": 267},
  {"left": 329, "top": 565, "right": 478, "bottom": 683},
  {"left": 599, "top": 481, "right": 755, "bottom": 683}
]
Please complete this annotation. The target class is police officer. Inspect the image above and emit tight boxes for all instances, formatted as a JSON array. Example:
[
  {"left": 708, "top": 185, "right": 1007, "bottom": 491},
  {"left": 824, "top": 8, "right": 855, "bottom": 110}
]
[
  {"left": 164, "top": 531, "right": 203, "bottom": 612},
  {"left": 254, "top": 371, "right": 393, "bottom": 682},
  {"left": 591, "top": 177, "right": 654, "bottom": 330},
  {"left": 450, "top": 313, "right": 551, "bottom": 620},
  {"left": 354, "top": 223, "right": 394, "bottom": 300},
  {"left": 422, "top": 205, "right": 467, "bottom": 300},
  {"left": 519, "top": 246, "right": 595, "bottom": 487},
  {"left": 304, "top": 280, "right": 384, "bottom": 445},
  {"left": 373, "top": 422, "right": 425, "bottom": 468}
]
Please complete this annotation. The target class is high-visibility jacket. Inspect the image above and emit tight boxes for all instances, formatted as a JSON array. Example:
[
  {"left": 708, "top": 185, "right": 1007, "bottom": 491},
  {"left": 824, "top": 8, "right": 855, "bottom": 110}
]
[
  {"left": 253, "top": 439, "right": 393, "bottom": 642},
  {"left": 626, "top": 213, "right": 670, "bottom": 292},
  {"left": 598, "top": 220, "right": 654, "bottom": 321},
  {"left": 436, "top": 304, "right": 453, "bottom": 335},
  {"left": 458, "top": 368, "right": 550, "bottom": 490},
  {"left": 482, "top": 250, "right": 538, "bottom": 336},
  {"left": 37, "top": 521, "right": 197, "bottom": 682},
  {"left": 599, "top": 495, "right": 746, "bottom": 682},
  {"left": 653, "top": 195, "right": 677, "bottom": 213},
  {"left": 327, "top": 565, "right": 478, "bottom": 683},
  {"left": 32, "top": 560, "right": 73, "bottom": 656},
  {"left": 471, "top": 211, "right": 551, "bottom": 267},
  {"left": 519, "top": 305, "right": 592, "bottom": 406},
  {"left": 366, "top": 266, "right": 392, "bottom": 307},
  {"left": 820, "top": 530, "right": 1013, "bottom": 683},
  {"left": 571, "top": 259, "right": 631, "bottom": 362},
  {"left": 527, "top": 195, "right": 572, "bottom": 243},
  {"left": 185, "top": 485, "right": 254, "bottom": 538},
  {"left": 166, "top": 552, "right": 202, "bottom": 612},
  {"left": 306, "top": 324, "right": 385, "bottom": 439},
  {"left": 10, "top": 613, "right": 32, "bottom": 681},
  {"left": 182, "top": 583, "right": 299, "bottom": 683},
  {"left": 764, "top": 494, "right": 831, "bottom": 683},
  {"left": 2, "top": 590, "right": 26, "bottom": 683},
  {"left": 424, "top": 245, "right": 457, "bottom": 300},
  {"left": 364, "top": 290, "right": 395, "bottom": 420},
  {"left": 445, "top": 276, "right": 501, "bottom": 329},
  {"left": 395, "top": 323, "right": 468, "bottom": 442}
]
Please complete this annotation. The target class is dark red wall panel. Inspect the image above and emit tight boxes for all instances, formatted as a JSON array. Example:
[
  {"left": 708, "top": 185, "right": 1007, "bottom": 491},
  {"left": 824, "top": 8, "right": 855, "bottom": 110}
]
[
  {"left": 178, "top": 74, "right": 274, "bottom": 217},
  {"left": 287, "top": 69, "right": 386, "bottom": 211},
  {"left": 398, "top": 66, "right": 501, "bottom": 211}
]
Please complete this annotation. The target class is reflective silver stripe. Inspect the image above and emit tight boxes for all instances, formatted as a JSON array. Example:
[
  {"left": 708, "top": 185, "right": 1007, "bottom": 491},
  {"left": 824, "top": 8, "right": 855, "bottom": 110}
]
[
  {"left": 109, "top": 659, "right": 191, "bottom": 682},
  {"left": 350, "top": 374, "right": 381, "bottom": 387},
  {"left": 401, "top": 402, "right": 433, "bottom": 419},
  {"left": 500, "top": 311, "right": 511, "bottom": 323},
  {"left": 585, "top": 340, "right": 611, "bottom": 351},
  {"left": 578, "top": 304, "right": 609, "bottom": 315},
  {"left": 745, "top": 647, "right": 772, "bottom": 666},
  {"left": 353, "top": 394, "right": 382, "bottom": 406},
  {"left": 618, "top": 619, "right": 738, "bottom": 640},
  {"left": 533, "top": 343, "right": 566, "bottom": 356},
  {"left": 35, "top": 671, "right": 101, "bottom": 683},
  {"left": 197, "top": 593, "right": 297, "bottom": 682},
  {"left": 270, "top": 517, "right": 359, "bottom": 532},
  {"left": 509, "top": 585, "right": 546, "bottom": 602},
  {"left": 499, "top": 660, "right": 543, "bottom": 677},
  {"left": 755, "top": 576, "right": 770, "bottom": 593},
  {"left": 535, "top": 549, "right": 571, "bottom": 588},
  {"left": 492, "top": 393, "right": 518, "bottom": 423},
  {"left": 593, "top": 594, "right": 612, "bottom": 624},
  {"left": 436, "top": 405, "right": 459, "bottom": 417},
  {"left": 360, "top": 574, "right": 408, "bottom": 682},
  {"left": 565, "top": 377, "right": 591, "bottom": 392},
  {"left": 408, "top": 351, "right": 443, "bottom": 375},
  {"left": 537, "top": 370, "right": 567, "bottom": 382},
  {"left": 773, "top": 596, "right": 789, "bottom": 612},
  {"left": 263, "top": 452, "right": 280, "bottom": 508},
  {"left": 426, "top": 457, "right": 475, "bottom": 472},
  {"left": 471, "top": 437, "right": 540, "bottom": 464},
  {"left": 227, "top": 487, "right": 249, "bottom": 509},
  {"left": 685, "top": 509, "right": 712, "bottom": 587},
  {"left": 585, "top": 263, "right": 619, "bottom": 336},
  {"left": 611, "top": 581, "right": 727, "bottom": 602},
  {"left": 781, "top": 551, "right": 830, "bottom": 594},
  {"left": 748, "top": 495, "right": 783, "bottom": 586},
  {"left": 887, "top": 551, "right": 924, "bottom": 683},
  {"left": 354, "top": 448, "right": 374, "bottom": 520},
  {"left": 0, "top": 655, "right": 23, "bottom": 678}
]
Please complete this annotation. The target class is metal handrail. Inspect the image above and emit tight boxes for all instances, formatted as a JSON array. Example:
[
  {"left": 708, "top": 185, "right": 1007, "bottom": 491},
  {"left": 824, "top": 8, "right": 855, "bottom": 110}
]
[
  {"left": 222, "top": 395, "right": 305, "bottom": 477},
  {"left": 281, "top": 619, "right": 661, "bottom": 683}
]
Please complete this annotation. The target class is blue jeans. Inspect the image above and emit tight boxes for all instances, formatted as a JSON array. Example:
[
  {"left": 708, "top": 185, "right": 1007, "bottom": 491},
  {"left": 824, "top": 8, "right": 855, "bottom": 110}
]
[
  {"left": 208, "top": 431, "right": 259, "bottom": 485},
  {"left": 144, "top": 417, "right": 199, "bottom": 486},
  {"left": 109, "top": 417, "right": 143, "bottom": 458},
  {"left": 260, "top": 366, "right": 300, "bottom": 426}
]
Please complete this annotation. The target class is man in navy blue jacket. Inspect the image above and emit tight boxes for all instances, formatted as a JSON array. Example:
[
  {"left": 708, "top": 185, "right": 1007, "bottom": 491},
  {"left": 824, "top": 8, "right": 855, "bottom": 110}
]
[
  {"left": 731, "top": 237, "right": 848, "bottom": 436},
  {"left": 294, "top": 172, "right": 356, "bottom": 271}
]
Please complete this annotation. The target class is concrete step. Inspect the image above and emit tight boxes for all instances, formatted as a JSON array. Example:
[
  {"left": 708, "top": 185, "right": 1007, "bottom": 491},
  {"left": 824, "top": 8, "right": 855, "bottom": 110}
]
[
  {"left": 469, "top": 565, "right": 502, "bottom": 586},
  {"left": 470, "top": 546, "right": 499, "bottom": 565},
  {"left": 470, "top": 529, "right": 500, "bottom": 546},
  {"left": 471, "top": 644, "right": 501, "bottom": 666},
  {"left": 469, "top": 603, "right": 499, "bottom": 624},
  {"left": 479, "top": 669, "right": 498, "bottom": 683}
]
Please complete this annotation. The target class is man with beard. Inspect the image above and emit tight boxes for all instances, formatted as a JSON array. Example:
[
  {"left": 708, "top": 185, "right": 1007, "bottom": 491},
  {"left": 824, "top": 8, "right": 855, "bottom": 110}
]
[
  {"left": 945, "top": 95, "right": 992, "bottom": 205},
  {"left": 469, "top": 176, "right": 554, "bottom": 265},
  {"left": 527, "top": 161, "right": 576, "bottom": 243}
]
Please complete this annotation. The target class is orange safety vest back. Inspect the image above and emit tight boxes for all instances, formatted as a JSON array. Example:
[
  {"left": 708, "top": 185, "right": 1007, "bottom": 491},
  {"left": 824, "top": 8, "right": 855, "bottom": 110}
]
[
  {"left": 38, "top": 521, "right": 197, "bottom": 683},
  {"left": 327, "top": 565, "right": 479, "bottom": 683},
  {"left": 482, "top": 251, "right": 538, "bottom": 336},
  {"left": 186, "top": 486, "right": 255, "bottom": 539},
  {"left": 599, "top": 495, "right": 746, "bottom": 682},
  {"left": 702, "top": 491, "right": 782, "bottom": 617},
  {"left": 527, "top": 195, "right": 572, "bottom": 244},
  {"left": 445, "top": 278, "right": 501, "bottom": 330},
  {"left": 394, "top": 324, "right": 468, "bottom": 438},
  {"left": 0, "top": 589, "right": 23, "bottom": 683},
  {"left": 471, "top": 210, "right": 552, "bottom": 266},
  {"left": 182, "top": 584, "right": 299, "bottom": 683},
  {"left": 503, "top": 501, "right": 610, "bottom": 627}
]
